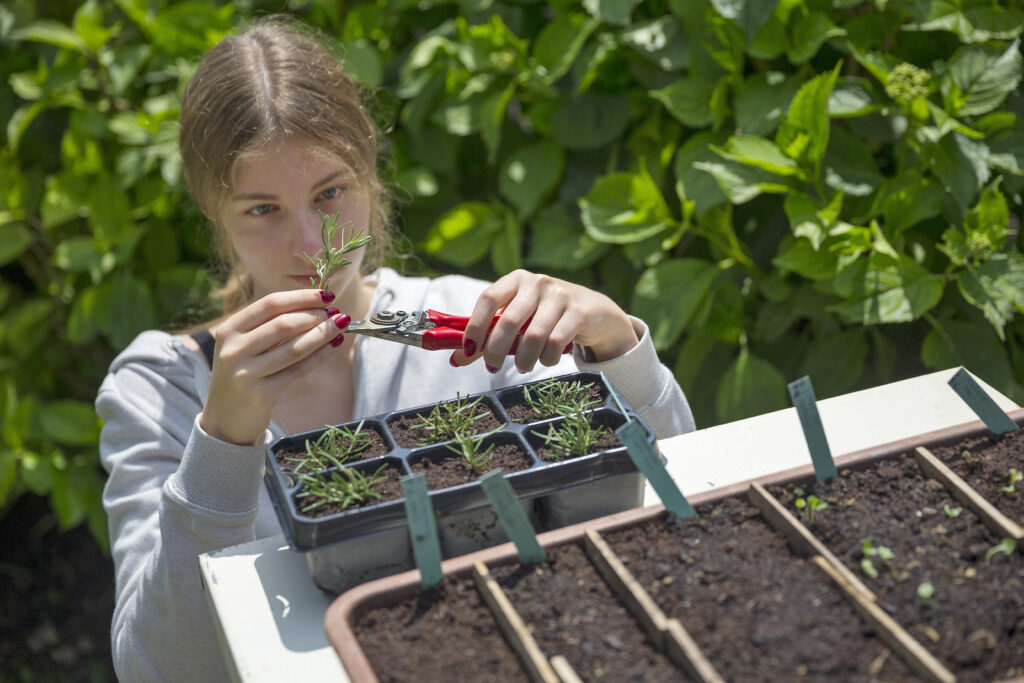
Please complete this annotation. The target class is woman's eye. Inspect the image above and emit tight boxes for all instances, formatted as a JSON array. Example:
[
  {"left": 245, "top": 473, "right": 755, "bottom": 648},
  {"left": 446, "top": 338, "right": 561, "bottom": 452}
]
[
  {"left": 246, "top": 204, "right": 273, "bottom": 217},
  {"left": 319, "top": 186, "right": 345, "bottom": 200}
]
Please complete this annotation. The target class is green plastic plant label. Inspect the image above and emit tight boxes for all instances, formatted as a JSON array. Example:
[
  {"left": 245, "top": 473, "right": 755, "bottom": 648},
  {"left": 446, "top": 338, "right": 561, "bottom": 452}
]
[
  {"left": 401, "top": 473, "right": 443, "bottom": 588},
  {"left": 615, "top": 419, "right": 695, "bottom": 519},
  {"left": 948, "top": 367, "right": 1018, "bottom": 435},
  {"left": 788, "top": 376, "right": 838, "bottom": 482},
  {"left": 479, "top": 469, "right": 547, "bottom": 564}
]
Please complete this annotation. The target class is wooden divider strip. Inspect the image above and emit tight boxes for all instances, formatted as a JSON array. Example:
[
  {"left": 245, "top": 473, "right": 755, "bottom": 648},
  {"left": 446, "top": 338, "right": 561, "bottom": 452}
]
[
  {"left": 748, "top": 481, "right": 875, "bottom": 603},
  {"left": 663, "top": 619, "right": 726, "bottom": 683},
  {"left": 914, "top": 446, "right": 1024, "bottom": 541},
  {"left": 810, "top": 556, "right": 956, "bottom": 683},
  {"left": 582, "top": 529, "right": 666, "bottom": 648},
  {"left": 471, "top": 561, "right": 559, "bottom": 683},
  {"left": 549, "top": 656, "right": 583, "bottom": 683}
]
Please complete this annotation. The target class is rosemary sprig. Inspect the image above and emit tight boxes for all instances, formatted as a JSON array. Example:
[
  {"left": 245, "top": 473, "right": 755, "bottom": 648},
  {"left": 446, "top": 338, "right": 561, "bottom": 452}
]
[
  {"left": 522, "top": 379, "right": 601, "bottom": 419},
  {"left": 445, "top": 430, "right": 498, "bottom": 473},
  {"left": 296, "top": 463, "right": 389, "bottom": 513},
  {"left": 285, "top": 421, "right": 374, "bottom": 473},
  {"left": 531, "top": 412, "right": 602, "bottom": 461},
  {"left": 305, "top": 211, "right": 374, "bottom": 290},
  {"left": 411, "top": 394, "right": 491, "bottom": 444}
]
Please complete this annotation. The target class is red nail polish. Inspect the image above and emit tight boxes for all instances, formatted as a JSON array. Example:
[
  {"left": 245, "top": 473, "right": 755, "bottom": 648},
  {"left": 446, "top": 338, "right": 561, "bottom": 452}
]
[
  {"left": 333, "top": 313, "right": 351, "bottom": 329},
  {"left": 464, "top": 338, "right": 476, "bottom": 356},
  {"left": 320, "top": 291, "right": 336, "bottom": 303},
  {"left": 330, "top": 333, "right": 345, "bottom": 347},
  {"left": 324, "top": 307, "right": 339, "bottom": 317},
  {"left": 449, "top": 352, "right": 459, "bottom": 368},
  {"left": 486, "top": 363, "right": 499, "bottom": 374}
]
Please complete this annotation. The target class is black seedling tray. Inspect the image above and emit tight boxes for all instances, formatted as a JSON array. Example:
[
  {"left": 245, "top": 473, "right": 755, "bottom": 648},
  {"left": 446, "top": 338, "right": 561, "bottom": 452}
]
[{"left": 264, "top": 371, "right": 657, "bottom": 551}]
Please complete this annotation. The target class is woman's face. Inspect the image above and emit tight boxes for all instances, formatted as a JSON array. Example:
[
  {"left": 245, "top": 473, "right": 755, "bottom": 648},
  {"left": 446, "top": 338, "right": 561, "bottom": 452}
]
[{"left": 217, "top": 141, "right": 372, "bottom": 299}]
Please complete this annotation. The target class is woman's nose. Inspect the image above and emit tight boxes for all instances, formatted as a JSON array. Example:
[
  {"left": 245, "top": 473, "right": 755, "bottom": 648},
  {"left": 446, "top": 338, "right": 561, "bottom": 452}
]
[{"left": 295, "top": 210, "right": 323, "bottom": 255}]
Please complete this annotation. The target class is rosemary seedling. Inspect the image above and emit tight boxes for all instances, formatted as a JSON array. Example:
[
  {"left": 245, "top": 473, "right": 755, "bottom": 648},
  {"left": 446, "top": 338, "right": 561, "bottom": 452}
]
[
  {"left": 793, "top": 490, "right": 829, "bottom": 524},
  {"left": 296, "top": 463, "right": 389, "bottom": 513},
  {"left": 285, "top": 421, "right": 374, "bottom": 473},
  {"left": 305, "top": 211, "right": 373, "bottom": 290},
  {"left": 522, "top": 379, "right": 601, "bottom": 419},
  {"left": 1001, "top": 468, "right": 1022, "bottom": 495},
  {"left": 412, "top": 394, "right": 491, "bottom": 444},
  {"left": 860, "top": 538, "right": 895, "bottom": 579},
  {"left": 943, "top": 504, "right": 962, "bottom": 518},
  {"left": 531, "top": 412, "right": 602, "bottom": 461},
  {"left": 916, "top": 582, "right": 935, "bottom": 600},
  {"left": 446, "top": 431, "right": 497, "bottom": 473},
  {"left": 985, "top": 538, "right": 1016, "bottom": 563}
]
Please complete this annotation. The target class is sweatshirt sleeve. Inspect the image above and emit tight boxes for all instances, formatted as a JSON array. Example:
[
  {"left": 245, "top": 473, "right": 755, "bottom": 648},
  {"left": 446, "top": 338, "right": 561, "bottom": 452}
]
[
  {"left": 573, "top": 316, "right": 696, "bottom": 439},
  {"left": 96, "top": 335, "right": 269, "bottom": 683}
]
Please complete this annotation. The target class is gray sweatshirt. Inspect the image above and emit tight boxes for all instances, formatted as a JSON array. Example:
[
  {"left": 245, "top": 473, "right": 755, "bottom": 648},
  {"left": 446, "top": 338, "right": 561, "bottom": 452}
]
[{"left": 96, "top": 268, "right": 695, "bottom": 682}]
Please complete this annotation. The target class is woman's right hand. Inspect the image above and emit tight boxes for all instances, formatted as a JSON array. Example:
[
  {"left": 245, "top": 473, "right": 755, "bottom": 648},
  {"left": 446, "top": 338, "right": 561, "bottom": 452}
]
[{"left": 199, "top": 289, "right": 349, "bottom": 445}]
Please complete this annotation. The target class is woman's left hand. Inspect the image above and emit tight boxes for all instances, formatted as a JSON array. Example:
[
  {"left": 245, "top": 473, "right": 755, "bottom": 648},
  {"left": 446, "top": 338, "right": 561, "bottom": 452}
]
[{"left": 451, "top": 270, "right": 639, "bottom": 373}]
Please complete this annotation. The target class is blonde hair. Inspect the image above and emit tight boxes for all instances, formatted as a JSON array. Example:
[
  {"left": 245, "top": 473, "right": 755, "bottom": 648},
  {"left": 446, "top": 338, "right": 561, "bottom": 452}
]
[{"left": 178, "top": 18, "right": 393, "bottom": 315}]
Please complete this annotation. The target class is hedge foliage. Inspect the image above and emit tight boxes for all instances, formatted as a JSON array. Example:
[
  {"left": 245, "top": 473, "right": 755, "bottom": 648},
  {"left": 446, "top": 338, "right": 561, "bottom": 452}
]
[{"left": 2, "top": 0, "right": 1023, "bottom": 546}]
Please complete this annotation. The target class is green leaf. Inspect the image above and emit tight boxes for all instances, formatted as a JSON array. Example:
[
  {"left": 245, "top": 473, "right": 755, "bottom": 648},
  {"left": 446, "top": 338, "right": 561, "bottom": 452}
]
[
  {"left": 956, "top": 254, "right": 1024, "bottom": 340},
  {"left": 710, "top": 0, "right": 778, "bottom": 42},
  {"left": 38, "top": 400, "right": 101, "bottom": 446},
  {"left": 631, "top": 259, "right": 718, "bottom": 350},
  {"left": 0, "top": 224, "right": 33, "bottom": 266},
  {"left": 787, "top": 11, "right": 845, "bottom": 65},
  {"left": 579, "top": 165, "right": 672, "bottom": 244},
  {"left": 831, "top": 253, "right": 944, "bottom": 324},
  {"left": 95, "top": 276, "right": 156, "bottom": 351},
  {"left": 822, "top": 124, "right": 883, "bottom": 197},
  {"left": 525, "top": 204, "right": 607, "bottom": 270},
  {"left": 67, "top": 285, "right": 102, "bottom": 344},
  {"left": 674, "top": 130, "right": 730, "bottom": 216},
  {"left": 54, "top": 237, "right": 105, "bottom": 274},
  {"left": 88, "top": 174, "right": 134, "bottom": 243},
  {"left": 921, "top": 318, "right": 1020, "bottom": 400},
  {"left": 499, "top": 141, "right": 565, "bottom": 219},
  {"left": 532, "top": 13, "right": 600, "bottom": 83},
  {"left": 341, "top": 39, "right": 383, "bottom": 89},
  {"left": 479, "top": 83, "right": 515, "bottom": 165},
  {"left": 871, "top": 171, "right": 945, "bottom": 233},
  {"left": 776, "top": 63, "right": 841, "bottom": 171},
  {"left": 13, "top": 19, "right": 89, "bottom": 53},
  {"left": 931, "top": 132, "right": 991, "bottom": 215},
  {"left": 735, "top": 72, "right": 801, "bottom": 137},
  {"left": 19, "top": 451, "right": 52, "bottom": 497},
  {"left": 583, "top": 0, "right": 643, "bottom": 26},
  {"left": 491, "top": 209, "right": 522, "bottom": 276},
  {"left": 907, "top": 4, "right": 1024, "bottom": 42},
  {"left": 0, "top": 450, "right": 15, "bottom": 506},
  {"left": 650, "top": 77, "right": 715, "bottom": 128},
  {"left": 50, "top": 456, "right": 96, "bottom": 529},
  {"left": 550, "top": 93, "right": 631, "bottom": 151},
  {"left": 947, "top": 40, "right": 1022, "bottom": 117},
  {"left": 619, "top": 16, "right": 689, "bottom": 71},
  {"left": 784, "top": 191, "right": 842, "bottom": 250},
  {"left": 692, "top": 157, "right": 798, "bottom": 204},
  {"left": 715, "top": 348, "right": 788, "bottom": 423},
  {"left": 773, "top": 233, "right": 849, "bottom": 281},
  {"left": 798, "top": 329, "right": 867, "bottom": 397},
  {"left": 828, "top": 78, "right": 880, "bottom": 118},
  {"left": 713, "top": 135, "right": 805, "bottom": 178},
  {"left": 421, "top": 202, "right": 504, "bottom": 267}
]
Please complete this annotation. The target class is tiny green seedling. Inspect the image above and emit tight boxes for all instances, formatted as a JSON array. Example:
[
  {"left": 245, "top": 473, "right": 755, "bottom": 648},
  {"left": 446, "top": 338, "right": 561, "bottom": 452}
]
[
  {"left": 412, "top": 394, "right": 490, "bottom": 444},
  {"left": 1001, "top": 468, "right": 1022, "bottom": 495},
  {"left": 943, "top": 504, "right": 962, "bottom": 518},
  {"left": 984, "top": 538, "right": 1016, "bottom": 563},
  {"left": 793, "top": 491, "right": 829, "bottom": 524},
  {"left": 293, "top": 421, "right": 374, "bottom": 471},
  {"left": 305, "top": 211, "right": 373, "bottom": 290},
  {"left": 522, "top": 379, "right": 601, "bottom": 419},
  {"left": 531, "top": 412, "right": 602, "bottom": 461},
  {"left": 296, "top": 463, "right": 389, "bottom": 513},
  {"left": 916, "top": 582, "right": 935, "bottom": 600},
  {"left": 961, "top": 450, "right": 974, "bottom": 461},
  {"left": 860, "top": 538, "right": 895, "bottom": 579},
  {"left": 446, "top": 431, "right": 497, "bottom": 473}
]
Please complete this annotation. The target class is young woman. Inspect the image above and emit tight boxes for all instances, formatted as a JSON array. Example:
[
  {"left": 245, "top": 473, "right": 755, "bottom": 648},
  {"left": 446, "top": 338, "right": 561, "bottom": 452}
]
[{"left": 96, "top": 18, "right": 695, "bottom": 682}]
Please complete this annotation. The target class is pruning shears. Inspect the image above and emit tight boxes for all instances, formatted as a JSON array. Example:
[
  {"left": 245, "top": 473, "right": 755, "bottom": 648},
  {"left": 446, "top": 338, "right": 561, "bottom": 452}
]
[{"left": 346, "top": 309, "right": 574, "bottom": 355}]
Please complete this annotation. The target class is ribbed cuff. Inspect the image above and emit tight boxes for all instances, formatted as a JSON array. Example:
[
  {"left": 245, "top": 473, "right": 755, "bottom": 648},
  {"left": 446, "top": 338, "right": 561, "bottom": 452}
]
[
  {"left": 573, "top": 316, "right": 663, "bottom": 413},
  {"left": 166, "top": 416, "right": 270, "bottom": 514}
]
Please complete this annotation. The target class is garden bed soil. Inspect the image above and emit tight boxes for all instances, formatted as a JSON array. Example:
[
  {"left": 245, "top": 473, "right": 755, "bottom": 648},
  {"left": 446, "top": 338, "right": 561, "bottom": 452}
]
[
  {"left": 501, "top": 381, "right": 607, "bottom": 423},
  {"left": 771, "top": 455, "right": 1024, "bottom": 682},
  {"left": 532, "top": 424, "right": 621, "bottom": 462},
  {"left": 928, "top": 428, "right": 1024, "bottom": 523},
  {"left": 352, "top": 577, "right": 527, "bottom": 683},
  {"left": 490, "top": 543, "right": 682, "bottom": 681},
  {"left": 388, "top": 404, "right": 505, "bottom": 448},
  {"left": 605, "top": 500, "right": 914, "bottom": 682},
  {"left": 295, "top": 461, "right": 406, "bottom": 519},
  {"left": 273, "top": 425, "right": 391, "bottom": 472},
  {"left": 410, "top": 443, "right": 533, "bottom": 490}
]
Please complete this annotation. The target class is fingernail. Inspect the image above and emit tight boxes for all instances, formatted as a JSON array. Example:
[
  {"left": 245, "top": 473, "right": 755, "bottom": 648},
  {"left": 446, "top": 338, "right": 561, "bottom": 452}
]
[
  {"left": 449, "top": 352, "right": 460, "bottom": 368},
  {"left": 333, "top": 313, "right": 352, "bottom": 329},
  {"left": 485, "top": 363, "right": 499, "bottom": 374},
  {"left": 320, "top": 290, "right": 336, "bottom": 303},
  {"left": 330, "top": 333, "right": 345, "bottom": 348},
  {"left": 324, "top": 307, "right": 339, "bottom": 317},
  {"left": 463, "top": 338, "right": 476, "bottom": 356}
]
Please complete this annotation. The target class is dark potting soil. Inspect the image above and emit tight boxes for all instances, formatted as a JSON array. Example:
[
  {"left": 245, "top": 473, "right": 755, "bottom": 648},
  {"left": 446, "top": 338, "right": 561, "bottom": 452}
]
[
  {"left": 295, "top": 462, "right": 405, "bottom": 519},
  {"left": 273, "top": 425, "right": 391, "bottom": 473},
  {"left": 389, "top": 403, "right": 505, "bottom": 448},
  {"left": 352, "top": 576, "right": 528, "bottom": 683},
  {"left": 502, "top": 381, "right": 607, "bottom": 423},
  {"left": 410, "top": 443, "right": 533, "bottom": 490},
  {"left": 928, "top": 427, "right": 1024, "bottom": 524},
  {"left": 771, "top": 454, "right": 1024, "bottom": 682},
  {"left": 491, "top": 543, "right": 681, "bottom": 682},
  {"left": 605, "top": 500, "right": 915, "bottom": 682},
  {"left": 532, "top": 424, "right": 621, "bottom": 463}
]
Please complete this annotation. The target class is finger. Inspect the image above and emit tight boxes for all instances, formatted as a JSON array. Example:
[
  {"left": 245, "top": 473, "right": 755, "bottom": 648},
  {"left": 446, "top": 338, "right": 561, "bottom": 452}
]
[
  {"left": 247, "top": 313, "right": 350, "bottom": 378},
  {"left": 262, "top": 333, "right": 341, "bottom": 391},
  {"left": 511, "top": 297, "right": 567, "bottom": 372},
  {"left": 226, "top": 289, "right": 337, "bottom": 334},
  {"left": 461, "top": 271, "right": 528, "bottom": 356},
  {"left": 481, "top": 285, "right": 547, "bottom": 365},
  {"left": 538, "top": 310, "right": 583, "bottom": 367},
  {"left": 224, "top": 308, "right": 335, "bottom": 359}
]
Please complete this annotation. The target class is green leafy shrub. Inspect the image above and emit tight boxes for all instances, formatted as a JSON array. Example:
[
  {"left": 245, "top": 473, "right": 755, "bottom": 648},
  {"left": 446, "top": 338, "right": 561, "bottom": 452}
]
[{"left": 2, "top": 0, "right": 1023, "bottom": 548}]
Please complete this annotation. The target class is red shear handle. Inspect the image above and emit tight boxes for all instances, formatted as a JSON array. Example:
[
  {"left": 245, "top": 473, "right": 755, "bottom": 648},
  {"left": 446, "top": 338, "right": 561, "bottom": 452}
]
[{"left": 422, "top": 315, "right": 574, "bottom": 355}]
